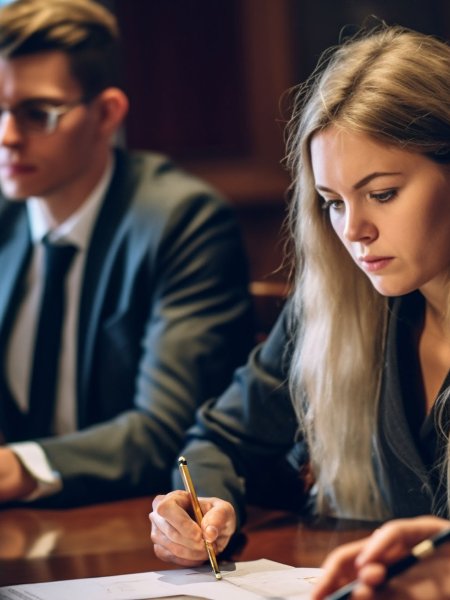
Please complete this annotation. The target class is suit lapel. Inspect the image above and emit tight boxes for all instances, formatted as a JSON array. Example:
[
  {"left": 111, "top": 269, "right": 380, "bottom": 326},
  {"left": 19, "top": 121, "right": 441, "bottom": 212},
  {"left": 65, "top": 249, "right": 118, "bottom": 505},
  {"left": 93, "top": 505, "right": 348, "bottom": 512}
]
[
  {"left": 0, "top": 210, "right": 31, "bottom": 351},
  {"left": 0, "top": 207, "right": 32, "bottom": 440},
  {"left": 378, "top": 294, "right": 433, "bottom": 514},
  {"left": 77, "top": 150, "right": 138, "bottom": 425}
]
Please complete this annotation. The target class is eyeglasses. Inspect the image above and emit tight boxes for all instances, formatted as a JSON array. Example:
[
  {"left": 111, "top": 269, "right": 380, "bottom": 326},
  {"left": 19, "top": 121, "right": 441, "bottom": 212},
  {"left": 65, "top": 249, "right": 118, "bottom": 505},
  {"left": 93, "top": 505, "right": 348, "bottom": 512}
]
[{"left": 0, "top": 98, "right": 90, "bottom": 136}]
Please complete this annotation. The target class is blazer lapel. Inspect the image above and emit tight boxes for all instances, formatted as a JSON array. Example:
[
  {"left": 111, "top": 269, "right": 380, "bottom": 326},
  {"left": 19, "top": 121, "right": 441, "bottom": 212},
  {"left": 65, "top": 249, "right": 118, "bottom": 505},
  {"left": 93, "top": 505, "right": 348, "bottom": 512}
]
[
  {"left": 0, "top": 207, "right": 32, "bottom": 440},
  {"left": 378, "top": 294, "right": 433, "bottom": 515},
  {"left": 77, "top": 150, "right": 138, "bottom": 425},
  {"left": 0, "top": 210, "right": 31, "bottom": 351}
]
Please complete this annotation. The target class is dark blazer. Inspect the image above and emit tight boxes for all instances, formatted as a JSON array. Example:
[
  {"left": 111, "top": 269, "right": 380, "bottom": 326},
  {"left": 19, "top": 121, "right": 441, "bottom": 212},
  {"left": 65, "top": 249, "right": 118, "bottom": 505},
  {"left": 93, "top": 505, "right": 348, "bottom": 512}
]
[
  {"left": 0, "top": 148, "right": 254, "bottom": 506},
  {"left": 175, "top": 294, "right": 448, "bottom": 526}
]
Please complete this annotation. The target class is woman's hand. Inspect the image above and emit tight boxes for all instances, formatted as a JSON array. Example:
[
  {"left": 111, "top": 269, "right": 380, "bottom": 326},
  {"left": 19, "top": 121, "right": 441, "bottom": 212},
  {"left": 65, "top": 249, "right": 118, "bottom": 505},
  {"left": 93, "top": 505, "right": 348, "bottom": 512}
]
[
  {"left": 312, "top": 515, "right": 450, "bottom": 600},
  {"left": 149, "top": 490, "right": 236, "bottom": 566}
]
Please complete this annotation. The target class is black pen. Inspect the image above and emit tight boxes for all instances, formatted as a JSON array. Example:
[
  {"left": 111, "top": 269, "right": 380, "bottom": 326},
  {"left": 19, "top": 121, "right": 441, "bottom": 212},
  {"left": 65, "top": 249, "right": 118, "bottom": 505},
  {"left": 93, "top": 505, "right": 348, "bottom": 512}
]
[
  {"left": 325, "top": 527, "right": 450, "bottom": 600},
  {"left": 178, "top": 456, "right": 222, "bottom": 580}
]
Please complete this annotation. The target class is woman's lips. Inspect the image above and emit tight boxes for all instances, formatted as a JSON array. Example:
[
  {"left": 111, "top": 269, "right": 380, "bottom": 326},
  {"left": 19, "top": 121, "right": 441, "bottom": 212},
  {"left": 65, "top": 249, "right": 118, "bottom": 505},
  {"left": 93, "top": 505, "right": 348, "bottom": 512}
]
[{"left": 358, "top": 256, "right": 394, "bottom": 272}]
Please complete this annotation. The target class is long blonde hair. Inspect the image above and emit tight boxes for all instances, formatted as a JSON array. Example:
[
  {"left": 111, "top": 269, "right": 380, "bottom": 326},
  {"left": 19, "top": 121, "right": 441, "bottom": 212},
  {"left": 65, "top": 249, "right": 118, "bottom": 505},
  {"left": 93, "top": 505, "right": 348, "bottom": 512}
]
[{"left": 286, "top": 25, "right": 450, "bottom": 519}]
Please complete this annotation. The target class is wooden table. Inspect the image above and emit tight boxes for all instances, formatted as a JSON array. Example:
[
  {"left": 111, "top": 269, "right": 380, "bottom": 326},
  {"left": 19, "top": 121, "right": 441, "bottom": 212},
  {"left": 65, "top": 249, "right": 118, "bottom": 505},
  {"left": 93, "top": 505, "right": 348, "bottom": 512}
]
[{"left": 0, "top": 497, "right": 376, "bottom": 587}]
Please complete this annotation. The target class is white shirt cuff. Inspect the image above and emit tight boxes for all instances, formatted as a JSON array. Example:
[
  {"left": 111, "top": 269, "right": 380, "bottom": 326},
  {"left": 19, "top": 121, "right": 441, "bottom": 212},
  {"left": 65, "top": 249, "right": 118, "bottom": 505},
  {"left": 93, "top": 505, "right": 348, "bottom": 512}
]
[{"left": 9, "top": 442, "right": 63, "bottom": 501}]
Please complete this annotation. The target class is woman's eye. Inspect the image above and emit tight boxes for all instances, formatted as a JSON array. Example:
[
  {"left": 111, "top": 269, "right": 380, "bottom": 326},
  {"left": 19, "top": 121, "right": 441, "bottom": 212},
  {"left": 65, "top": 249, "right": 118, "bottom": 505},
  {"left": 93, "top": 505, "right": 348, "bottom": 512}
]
[
  {"left": 369, "top": 189, "right": 397, "bottom": 203},
  {"left": 321, "top": 198, "right": 343, "bottom": 211}
]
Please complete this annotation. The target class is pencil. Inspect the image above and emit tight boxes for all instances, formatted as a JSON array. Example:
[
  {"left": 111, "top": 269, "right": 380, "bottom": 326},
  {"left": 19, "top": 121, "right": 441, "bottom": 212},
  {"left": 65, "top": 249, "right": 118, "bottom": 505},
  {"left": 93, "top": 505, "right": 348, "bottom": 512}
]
[
  {"left": 325, "top": 527, "right": 450, "bottom": 600},
  {"left": 178, "top": 456, "right": 222, "bottom": 580}
]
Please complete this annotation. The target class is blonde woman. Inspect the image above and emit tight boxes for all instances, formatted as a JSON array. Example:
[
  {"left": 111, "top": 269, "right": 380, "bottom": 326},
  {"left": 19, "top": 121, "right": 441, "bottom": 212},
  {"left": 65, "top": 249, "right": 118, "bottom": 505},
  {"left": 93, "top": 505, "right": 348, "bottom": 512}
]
[{"left": 150, "top": 24, "right": 450, "bottom": 567}]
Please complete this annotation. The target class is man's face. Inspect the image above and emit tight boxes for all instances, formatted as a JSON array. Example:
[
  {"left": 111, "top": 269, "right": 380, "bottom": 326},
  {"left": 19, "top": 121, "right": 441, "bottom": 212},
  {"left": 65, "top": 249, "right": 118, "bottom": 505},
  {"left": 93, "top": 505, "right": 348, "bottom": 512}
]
[{"left": 0, "top": 50, "right": 108, "bottom": 210}]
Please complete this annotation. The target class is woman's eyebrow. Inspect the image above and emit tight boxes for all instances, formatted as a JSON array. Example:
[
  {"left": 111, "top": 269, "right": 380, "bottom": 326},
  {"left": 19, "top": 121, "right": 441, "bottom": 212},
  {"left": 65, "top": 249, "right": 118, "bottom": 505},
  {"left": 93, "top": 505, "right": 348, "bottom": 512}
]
[
  {"left": 315, "top": 171, "right": 401, "bottom": 193},
  {"left": 353, "top": 171, "right": 401, "bottom": 190}
]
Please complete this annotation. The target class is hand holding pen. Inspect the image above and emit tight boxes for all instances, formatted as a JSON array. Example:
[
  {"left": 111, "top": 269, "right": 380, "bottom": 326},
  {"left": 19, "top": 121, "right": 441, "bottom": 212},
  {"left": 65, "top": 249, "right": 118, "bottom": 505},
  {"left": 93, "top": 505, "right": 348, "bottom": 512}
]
[
  {"left": 312, "top": 515, "right": 450, "bottom": 600},
  {"left": 149, "top": 466, "right": 236, "bottom": 568}
]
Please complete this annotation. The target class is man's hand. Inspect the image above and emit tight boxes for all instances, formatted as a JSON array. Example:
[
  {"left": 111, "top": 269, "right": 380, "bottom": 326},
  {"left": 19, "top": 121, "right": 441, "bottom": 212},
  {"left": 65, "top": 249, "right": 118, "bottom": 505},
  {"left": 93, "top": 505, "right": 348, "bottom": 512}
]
[{"left": 0, "top": 447, "right": 37, "bottom": 502}]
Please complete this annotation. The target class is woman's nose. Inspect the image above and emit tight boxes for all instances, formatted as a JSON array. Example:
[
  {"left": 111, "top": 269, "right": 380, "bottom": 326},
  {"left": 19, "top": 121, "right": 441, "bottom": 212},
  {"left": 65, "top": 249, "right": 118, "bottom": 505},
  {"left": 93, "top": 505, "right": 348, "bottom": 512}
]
[{"left": 343, "top": 206, "right": 377, "bottom": 243}]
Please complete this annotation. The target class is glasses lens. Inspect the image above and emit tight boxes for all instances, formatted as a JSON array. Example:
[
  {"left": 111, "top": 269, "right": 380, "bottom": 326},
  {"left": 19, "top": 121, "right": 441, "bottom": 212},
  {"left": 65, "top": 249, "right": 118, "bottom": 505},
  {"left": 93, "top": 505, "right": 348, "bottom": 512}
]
[
  {"left": 18, "top": 103, "right": 54, "bottom": 133},
  {"left": 0, "top": 99, "right": 86, "bottom": 135}
]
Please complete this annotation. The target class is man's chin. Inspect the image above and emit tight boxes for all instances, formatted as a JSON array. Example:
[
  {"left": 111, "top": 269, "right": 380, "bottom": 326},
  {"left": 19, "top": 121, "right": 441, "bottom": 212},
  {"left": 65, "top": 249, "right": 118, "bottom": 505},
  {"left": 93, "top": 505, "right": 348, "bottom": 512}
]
[{"left": 0, "top": 184, "right": 29, "bottom": 201}]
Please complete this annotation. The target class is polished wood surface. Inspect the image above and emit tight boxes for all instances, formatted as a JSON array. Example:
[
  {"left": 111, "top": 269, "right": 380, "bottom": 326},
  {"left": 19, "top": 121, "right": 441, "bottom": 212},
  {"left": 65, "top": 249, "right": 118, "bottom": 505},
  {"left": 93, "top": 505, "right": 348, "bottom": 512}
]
[{"left": 0, "top": 497, "right": 376, "bottom": 587}]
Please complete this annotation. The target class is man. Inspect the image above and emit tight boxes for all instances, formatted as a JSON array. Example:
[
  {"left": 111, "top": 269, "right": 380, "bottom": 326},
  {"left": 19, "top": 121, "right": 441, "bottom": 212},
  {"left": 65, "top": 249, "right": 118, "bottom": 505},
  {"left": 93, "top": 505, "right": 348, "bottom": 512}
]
[{"left": 0, "top": 0, "right": 253, "bottom": 507}]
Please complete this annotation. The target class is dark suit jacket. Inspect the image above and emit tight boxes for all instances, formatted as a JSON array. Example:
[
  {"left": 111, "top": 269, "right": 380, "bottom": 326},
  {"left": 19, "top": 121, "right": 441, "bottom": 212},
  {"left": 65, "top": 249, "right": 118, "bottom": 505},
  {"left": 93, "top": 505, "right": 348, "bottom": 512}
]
[
  {"left": 0, "top": 148, "right": 254, "bottom": 506},
  {"left": 175, "top": 295, "right": 448, "bottom": 527}
]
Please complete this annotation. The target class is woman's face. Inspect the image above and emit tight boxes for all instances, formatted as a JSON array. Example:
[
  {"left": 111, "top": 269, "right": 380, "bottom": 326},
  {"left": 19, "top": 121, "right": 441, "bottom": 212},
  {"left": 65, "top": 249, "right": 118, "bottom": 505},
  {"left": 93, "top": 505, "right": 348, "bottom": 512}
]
[{"left": 310, "top": 126, "right": 450, "bottom": 298}]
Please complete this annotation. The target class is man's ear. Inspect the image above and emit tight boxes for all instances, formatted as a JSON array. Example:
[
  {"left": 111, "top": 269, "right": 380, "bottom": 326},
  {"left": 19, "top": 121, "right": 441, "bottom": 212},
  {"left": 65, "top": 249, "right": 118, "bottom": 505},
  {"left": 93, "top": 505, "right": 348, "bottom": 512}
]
[{"left": 95, "top": 87, "right": 129, "bottom": 136}]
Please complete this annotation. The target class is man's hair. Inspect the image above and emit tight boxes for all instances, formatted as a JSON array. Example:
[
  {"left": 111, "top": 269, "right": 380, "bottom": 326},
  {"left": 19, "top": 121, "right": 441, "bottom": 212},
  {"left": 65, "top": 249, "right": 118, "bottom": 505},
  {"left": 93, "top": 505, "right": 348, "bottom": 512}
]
[{"left": 0, "top": 0, "right": 121, "bottom": 97}]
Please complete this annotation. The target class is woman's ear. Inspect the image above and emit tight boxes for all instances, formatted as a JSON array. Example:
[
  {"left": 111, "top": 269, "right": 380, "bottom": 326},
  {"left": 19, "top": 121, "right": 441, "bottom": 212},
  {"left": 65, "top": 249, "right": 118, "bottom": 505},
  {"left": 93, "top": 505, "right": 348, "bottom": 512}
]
[{"left": 94, "top": 87, "right": 129, "bottom": 137}]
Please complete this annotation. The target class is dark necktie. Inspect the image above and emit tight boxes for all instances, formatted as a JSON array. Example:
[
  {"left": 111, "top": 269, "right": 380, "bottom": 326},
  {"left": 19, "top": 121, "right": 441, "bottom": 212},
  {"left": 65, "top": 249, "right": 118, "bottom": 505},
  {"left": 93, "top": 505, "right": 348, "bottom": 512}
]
[{"left": 28, "top": 237, "right": 77, "bottom": 438}]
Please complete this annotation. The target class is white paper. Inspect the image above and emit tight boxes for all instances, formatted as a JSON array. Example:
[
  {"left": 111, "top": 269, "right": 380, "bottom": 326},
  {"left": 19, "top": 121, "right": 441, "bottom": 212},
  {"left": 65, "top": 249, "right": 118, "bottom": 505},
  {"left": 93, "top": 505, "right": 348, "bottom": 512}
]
[{"left": 0, "top": 559, "right": 322, "bottom": 600}]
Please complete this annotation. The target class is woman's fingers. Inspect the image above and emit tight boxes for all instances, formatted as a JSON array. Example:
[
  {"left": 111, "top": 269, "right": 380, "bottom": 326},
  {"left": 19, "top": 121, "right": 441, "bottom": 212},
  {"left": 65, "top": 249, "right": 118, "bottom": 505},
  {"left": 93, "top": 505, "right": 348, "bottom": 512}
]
[{"left": 149, "top": 491, "right": 236, "bottom": 565}]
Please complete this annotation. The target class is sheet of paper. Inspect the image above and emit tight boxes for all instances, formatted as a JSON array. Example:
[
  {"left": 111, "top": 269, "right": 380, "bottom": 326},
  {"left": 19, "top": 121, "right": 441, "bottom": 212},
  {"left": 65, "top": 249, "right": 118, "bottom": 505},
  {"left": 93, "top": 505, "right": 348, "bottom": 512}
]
[{"left": 0, "top": 559, "right": 322, "bottom": 600}]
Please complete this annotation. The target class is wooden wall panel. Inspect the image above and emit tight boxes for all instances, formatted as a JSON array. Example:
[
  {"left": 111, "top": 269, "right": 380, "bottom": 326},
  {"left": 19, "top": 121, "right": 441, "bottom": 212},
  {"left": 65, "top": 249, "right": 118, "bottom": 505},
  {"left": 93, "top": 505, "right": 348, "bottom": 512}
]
[{"left": 113, "top": 0, "right": 450, "bottom": 283}]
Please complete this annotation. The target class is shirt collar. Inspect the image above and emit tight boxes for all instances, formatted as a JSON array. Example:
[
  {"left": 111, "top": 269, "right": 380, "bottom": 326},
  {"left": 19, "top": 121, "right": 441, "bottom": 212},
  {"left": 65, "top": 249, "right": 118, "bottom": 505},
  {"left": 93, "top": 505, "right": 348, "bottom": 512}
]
[{"left": 27, "top": 155, "right": 115, "bottom": 250}]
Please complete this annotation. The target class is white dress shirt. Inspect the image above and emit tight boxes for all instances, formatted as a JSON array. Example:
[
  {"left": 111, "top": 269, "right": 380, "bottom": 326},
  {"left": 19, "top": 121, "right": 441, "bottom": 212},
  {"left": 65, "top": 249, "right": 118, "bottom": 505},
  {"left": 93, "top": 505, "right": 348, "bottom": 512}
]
[{"left": 8, "top": 158, "right": 114, "bottom": 500}]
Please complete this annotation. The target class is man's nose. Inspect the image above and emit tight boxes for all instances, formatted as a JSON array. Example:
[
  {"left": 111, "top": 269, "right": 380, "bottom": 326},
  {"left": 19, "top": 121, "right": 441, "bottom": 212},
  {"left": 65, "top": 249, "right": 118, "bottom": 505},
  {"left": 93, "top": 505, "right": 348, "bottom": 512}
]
[{"left": 0, "top": 111, "right": 23, "bottom": 146}]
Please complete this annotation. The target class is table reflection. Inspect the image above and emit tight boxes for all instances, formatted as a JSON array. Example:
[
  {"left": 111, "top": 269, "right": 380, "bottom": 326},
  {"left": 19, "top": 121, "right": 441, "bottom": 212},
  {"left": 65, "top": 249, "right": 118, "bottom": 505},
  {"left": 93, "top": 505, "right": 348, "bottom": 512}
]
[{"left": 0, "top": 497, "right": 376, "bottom": 587}]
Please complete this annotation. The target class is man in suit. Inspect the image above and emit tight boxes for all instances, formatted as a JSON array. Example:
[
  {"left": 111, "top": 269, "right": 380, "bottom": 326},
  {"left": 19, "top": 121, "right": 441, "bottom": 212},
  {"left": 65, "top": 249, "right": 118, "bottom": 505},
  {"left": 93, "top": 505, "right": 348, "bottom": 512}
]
[{"left": 0, "top": 0, "right": 253, "bottom": 507}]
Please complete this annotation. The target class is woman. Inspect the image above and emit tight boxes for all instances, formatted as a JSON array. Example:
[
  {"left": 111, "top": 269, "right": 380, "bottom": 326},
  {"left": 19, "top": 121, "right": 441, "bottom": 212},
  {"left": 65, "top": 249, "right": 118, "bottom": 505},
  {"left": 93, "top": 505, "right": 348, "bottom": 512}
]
[{"left": 150, "top": 24, "right": 450, "bottom": 573}]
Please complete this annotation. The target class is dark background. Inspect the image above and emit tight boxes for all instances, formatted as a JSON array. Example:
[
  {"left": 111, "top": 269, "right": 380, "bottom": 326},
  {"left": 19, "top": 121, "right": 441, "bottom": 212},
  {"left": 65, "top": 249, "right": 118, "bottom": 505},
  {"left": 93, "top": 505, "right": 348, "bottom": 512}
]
[{"left": 105, "top": 0, "right": 450, "bottom": 283}]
